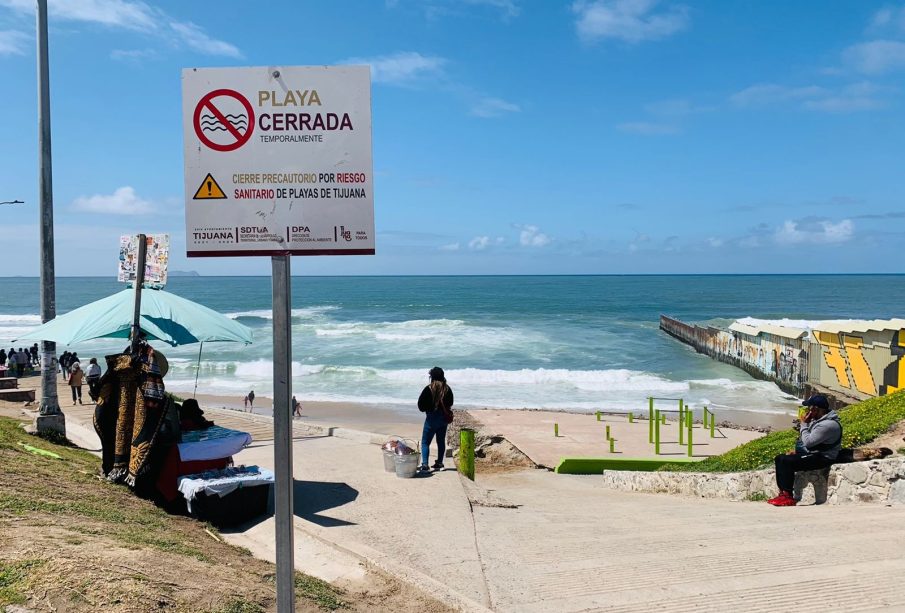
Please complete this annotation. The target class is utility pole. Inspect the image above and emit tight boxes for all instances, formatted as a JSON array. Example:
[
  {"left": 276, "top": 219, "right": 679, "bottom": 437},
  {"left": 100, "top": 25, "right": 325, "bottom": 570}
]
[{"left": 34, "top": 0, "right": 64, "bottom": 436}]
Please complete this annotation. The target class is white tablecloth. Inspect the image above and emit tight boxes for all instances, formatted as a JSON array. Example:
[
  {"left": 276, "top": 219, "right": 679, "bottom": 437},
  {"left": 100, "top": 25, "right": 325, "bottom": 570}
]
[
  {"left": 177, "top": 466, "right": 274, "bottom": 512},
  {"left": 177, "top": 426, "right": 252, "bottom": 462}
]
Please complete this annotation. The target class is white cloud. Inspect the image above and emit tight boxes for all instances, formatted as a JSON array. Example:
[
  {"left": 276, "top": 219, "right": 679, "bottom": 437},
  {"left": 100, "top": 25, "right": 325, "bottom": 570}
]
[
  {"left": 707, "top": 237, "right": 724, "bottom": 248},
  {"left": 470, "top": 96, "right": 520, "bottom": 118},
  {"left": 0, "top": 0, "right": 157, "bottom": 30},
  {"left": 869, "top": 6, "right": 905, "bottom": 32},
  {"left": 617, "top": 121, "right": 679, "bottom": 135},
  {"left": 0, "top": 29, "right": 28, "bottom": 55},
  {"left": 572, "top": 0, "right": 689, "bottom": 44},
  {"left": 644, "top": 98, "right": 714, "bottom": 116},
  {"left": 842, "top": 40, "right": 905, "bottom": 74},
  {"left": 463, "top": 0, "right": 520, "bottom": 18},
  {"left": 439, "top": 242, "right": 460, "bottom": 251},
  {"left": 110, "top": 48, "right": 158, "bottom": 62},
  {"left": 731, "top": 84, "right": 827, "bottom": 107},
  {"left": 168, "top": 21, "right": 241, "bottom": 58},
  {"left": 774, "top": 218, "right": 854, "bottom": 245},
  {"left": 0, "top": 0, "right": 241, "bottom": 58},
  {"left": 71, "top": 186, "right": 154, "bottom": 215},
  {"left": 516, "top": 224, "right": 551, "bottom": 247},
  {"left": 730, "top": 82, "right": 885, "bottom": 113},
  {"left": 469, "top": 236, "right": 492, "bottom": 250},
  {"left": 343, "top": 51, "right": 446, "bottom": 85}
]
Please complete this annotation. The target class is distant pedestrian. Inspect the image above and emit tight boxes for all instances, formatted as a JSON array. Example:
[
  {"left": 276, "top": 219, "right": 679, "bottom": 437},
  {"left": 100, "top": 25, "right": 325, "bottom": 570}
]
[
  {"left": 30, "top": 343, "right": 38, "bottom": 366},
  {"left": 68, "top": 362, "right": 84, "bottom": 405},
  {"left": 243, "top": 394, "right": 249, "bottom": 411},
  {"left": 292, "top": 395, "right": 302, "bottom": 417},
  {"left": 15, "top": 348, "right": 28, "bottom": 377},
  {"left": 69, "top": 352, "right": 80, "bottom": 372},
  {"left": 247, "top": 390, "right": 255, "bottom": 411},
  {"left": 60, "top": 351, "right": 71, "bottom": 379},
  {"left": 417, "top": 366, "right": 454, "bottom": 472},
  {"left": 0, "top": 348, "right": 6, "bottom": 369},
  {"left": 85, "top": 357, "right": 102, "bottom": 401},
  {"left": 7, "top": 349, "right": 17, "bottom": 376}
]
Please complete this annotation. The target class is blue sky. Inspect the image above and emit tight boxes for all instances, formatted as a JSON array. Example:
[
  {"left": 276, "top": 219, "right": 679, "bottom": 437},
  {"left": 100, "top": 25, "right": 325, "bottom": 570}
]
[{"left": 1, "top": 0, "right": 903, "bottom": 276}]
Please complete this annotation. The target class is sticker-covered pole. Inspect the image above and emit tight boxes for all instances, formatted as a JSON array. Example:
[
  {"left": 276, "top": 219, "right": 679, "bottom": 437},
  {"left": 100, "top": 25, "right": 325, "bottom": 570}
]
[{"left": 272, "top": 254, "right": 295, "bottom": 612}]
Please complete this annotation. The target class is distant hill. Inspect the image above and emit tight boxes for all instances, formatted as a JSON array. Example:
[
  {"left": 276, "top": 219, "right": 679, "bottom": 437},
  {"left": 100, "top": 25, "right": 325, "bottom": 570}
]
[{"left": 168, "top": 270, "right": 200, "bottom": 277}]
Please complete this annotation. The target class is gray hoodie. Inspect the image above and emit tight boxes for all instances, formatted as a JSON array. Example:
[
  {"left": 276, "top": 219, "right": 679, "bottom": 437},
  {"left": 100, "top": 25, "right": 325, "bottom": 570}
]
[{"left": 798, "top": 409, "right": 842, "bottom": 460}]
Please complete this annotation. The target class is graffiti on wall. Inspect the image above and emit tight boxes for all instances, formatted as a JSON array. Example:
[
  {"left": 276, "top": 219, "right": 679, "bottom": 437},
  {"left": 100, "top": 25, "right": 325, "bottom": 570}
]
[
  {"left": 881, "top": 330, "right": 905, "bottom": 395},
  {"left": 661, "top": 316, "right": 807, "bottom": 388},
  {"left": 815, "top": 329, "right": 905, "bottom": 397}
]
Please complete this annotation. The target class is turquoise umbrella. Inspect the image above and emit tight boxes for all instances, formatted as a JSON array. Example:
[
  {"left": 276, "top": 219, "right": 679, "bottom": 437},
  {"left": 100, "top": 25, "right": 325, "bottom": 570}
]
[{"left": 15, "top": 288, "right": 253, "bottom": 347}]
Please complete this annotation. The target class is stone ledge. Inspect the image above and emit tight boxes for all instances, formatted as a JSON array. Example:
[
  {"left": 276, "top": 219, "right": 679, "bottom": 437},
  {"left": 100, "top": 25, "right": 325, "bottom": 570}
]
[{"left": 600, "top": 457, "right": 905, "bottom": 505}]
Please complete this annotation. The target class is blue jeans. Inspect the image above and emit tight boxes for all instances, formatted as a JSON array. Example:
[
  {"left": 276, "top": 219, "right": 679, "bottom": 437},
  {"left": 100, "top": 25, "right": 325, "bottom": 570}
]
[{"left": 421, "top": 411, "right": 448, "bottom": 466}]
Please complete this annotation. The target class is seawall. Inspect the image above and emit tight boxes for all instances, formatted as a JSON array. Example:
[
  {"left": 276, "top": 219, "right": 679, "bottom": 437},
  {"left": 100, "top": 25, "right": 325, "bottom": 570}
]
[{"left": 659, "top": 315, "right": 802, "bottom": 396}]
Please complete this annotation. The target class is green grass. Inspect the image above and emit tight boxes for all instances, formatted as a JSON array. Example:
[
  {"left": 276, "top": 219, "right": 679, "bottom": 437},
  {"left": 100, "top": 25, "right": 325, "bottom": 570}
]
[
  {"left": 665, "top": 390, "right": 905, "bottom": 473},
  {"left": 0, "top": 560, "right": 45, "bottom": 605},
  {"left": 210, "top": 600, "right": 265, "bottom": 613},
  {"left": 294, "top": 572, "right": 348, "bottom": 611}
]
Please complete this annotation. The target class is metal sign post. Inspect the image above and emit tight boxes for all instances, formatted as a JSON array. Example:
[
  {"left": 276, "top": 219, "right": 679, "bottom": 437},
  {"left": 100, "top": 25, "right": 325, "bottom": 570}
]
[
  {"left": 271, "top": 254, "right": 294, "bottom": 610},
  {"left": 182, "top": 65, "right": 374, "bottom": 612},
  {"left": 130, "top": 234, "right": 148, "bottom": 353}
]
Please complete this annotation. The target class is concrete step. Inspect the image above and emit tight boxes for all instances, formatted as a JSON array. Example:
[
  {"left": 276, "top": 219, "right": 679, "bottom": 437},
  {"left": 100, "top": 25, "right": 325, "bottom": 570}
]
[
  {"left": 0, "top": 388, "right": 35, "bottom": 402},
  {"left": 0, "top": 377, "right": 18, "bottom": 390}
]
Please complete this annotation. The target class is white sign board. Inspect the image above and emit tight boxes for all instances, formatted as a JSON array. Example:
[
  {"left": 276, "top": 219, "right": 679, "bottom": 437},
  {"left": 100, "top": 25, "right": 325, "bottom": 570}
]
[
  {"left": 182, "top": 65, "right": 375, "bottom": 257},
  {"left": 118, "top": 234, "right": 170, "bottom": 287}
]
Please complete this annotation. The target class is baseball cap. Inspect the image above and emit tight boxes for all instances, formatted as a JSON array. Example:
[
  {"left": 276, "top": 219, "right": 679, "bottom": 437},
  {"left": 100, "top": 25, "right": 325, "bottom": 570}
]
[{"left": 801, "top": 394, "right": 829, "bottom": 410}]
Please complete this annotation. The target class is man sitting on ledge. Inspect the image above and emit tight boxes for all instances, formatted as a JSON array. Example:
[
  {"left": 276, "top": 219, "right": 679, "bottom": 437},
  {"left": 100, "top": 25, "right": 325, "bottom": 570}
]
[{"left": 768, "top": 394, "right": 842, "bottom": 507}]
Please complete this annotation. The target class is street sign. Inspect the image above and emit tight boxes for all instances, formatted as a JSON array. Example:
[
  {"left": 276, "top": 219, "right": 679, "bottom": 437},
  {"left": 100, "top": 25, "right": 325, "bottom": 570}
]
[{"left": 182, "top": 65, "right": 375, "bottom": 257}]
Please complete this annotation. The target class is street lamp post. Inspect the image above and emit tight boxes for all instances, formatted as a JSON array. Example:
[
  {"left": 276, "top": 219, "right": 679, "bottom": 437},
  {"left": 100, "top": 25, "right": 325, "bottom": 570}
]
[{"left": 34, "top": 0, "right": 64, "bottom": 435}]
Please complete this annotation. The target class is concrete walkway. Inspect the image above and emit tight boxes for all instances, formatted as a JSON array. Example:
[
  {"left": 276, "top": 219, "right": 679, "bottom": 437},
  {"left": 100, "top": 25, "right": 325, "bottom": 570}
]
[
  {"left": 470, "top": 470, "right": 905, "bottom": 612},
  {"left": 17, "top": 397, "right": 905, "bottom": 612}
]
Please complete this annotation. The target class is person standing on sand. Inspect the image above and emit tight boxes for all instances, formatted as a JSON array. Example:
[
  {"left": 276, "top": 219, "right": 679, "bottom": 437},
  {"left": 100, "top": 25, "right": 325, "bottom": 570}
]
[
  {"left": 68, "top": 362, "right": 84, "bottom": 405},
  {"left": 292, "top": 395, "right": 302, "bottom": 417},
  {"left": 243, "top": 395, "right": 248, "bottom": 411},
  {"left": 247, "top": 390, "right": 255, "bottom": 411},
  {"left": 0, "top": 348, "right": 7, "bottom": 370},
  {"left": 768, "top": 394, "right": 842, "bottom": 507},
  {"left": 417, "top": 366, "right": 454, "bottom": 472}
]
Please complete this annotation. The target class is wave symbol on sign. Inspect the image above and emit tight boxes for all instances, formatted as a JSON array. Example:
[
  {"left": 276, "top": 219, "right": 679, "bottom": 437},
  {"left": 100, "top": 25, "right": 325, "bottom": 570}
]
[{"left": 200, "top": 113, "right": 248, "bottom": 133}]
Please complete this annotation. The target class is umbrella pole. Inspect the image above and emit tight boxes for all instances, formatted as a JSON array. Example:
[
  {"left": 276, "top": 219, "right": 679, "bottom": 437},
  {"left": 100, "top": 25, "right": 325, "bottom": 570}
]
[
  {"left": 130, "top": 234, "right": 147, "bottom": 353},
  {"left": 193, "top": 341, "right": 203, "bottom": 398}
]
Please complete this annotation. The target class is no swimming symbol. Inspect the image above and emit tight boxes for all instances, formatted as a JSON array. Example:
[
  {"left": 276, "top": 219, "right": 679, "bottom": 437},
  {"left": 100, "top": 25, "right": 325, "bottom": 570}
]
[{"left": 193, "top": 89, "right": 255, "bottom": 152}]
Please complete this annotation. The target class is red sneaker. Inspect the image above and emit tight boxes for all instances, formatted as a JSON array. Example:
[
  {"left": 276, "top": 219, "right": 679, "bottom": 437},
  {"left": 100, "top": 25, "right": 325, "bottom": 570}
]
[{"left": 767, "top": 491, "right": 796, "bottom": 506}]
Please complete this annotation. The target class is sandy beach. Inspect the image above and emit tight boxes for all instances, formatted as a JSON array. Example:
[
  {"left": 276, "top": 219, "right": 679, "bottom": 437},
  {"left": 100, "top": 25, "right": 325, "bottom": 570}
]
[{"left": 5, "top": 373, "right": 796, "bottom": 438}]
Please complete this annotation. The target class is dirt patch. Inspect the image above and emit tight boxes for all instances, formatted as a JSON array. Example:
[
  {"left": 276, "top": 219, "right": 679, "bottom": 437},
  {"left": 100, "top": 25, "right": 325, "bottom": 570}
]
[
  {"left": 0, "top": 415, "right": 453, "bottom": 613},
  {"left": 446, "top": 411, "right": 538, "bottom": 475},
  {"left": 862, "top": 418, "right": 905, "bottom": 454}
]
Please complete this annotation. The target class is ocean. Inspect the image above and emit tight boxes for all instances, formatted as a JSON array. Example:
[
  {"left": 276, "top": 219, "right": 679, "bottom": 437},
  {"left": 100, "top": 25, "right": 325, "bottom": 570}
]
[{"left": 2, "top": 275, "right": 903, "bottom": 417}]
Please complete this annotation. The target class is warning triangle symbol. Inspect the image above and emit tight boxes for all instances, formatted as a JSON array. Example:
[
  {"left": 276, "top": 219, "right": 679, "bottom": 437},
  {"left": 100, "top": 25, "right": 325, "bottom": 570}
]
[{"left": 192, "top": 173, "right": 227, "bottom": 200}]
